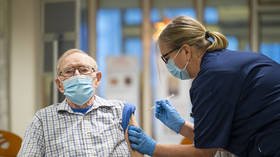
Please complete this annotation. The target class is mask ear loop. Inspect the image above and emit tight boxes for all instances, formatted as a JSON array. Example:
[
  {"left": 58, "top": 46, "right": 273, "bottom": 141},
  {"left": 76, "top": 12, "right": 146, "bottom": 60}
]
[
  {"left": 182, "top": 59, "right": 189, "bottom": 71},
  {"left": 174, "top": 45, "right": 189, "bottom": 71},
  {"left": 171, "top": 46, "right": 183, "bottom": 61}
]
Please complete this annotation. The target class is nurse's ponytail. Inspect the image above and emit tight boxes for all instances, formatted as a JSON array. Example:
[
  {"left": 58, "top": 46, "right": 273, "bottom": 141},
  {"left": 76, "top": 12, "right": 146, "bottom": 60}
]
[
  {"left": 158, "top": 16, "right": 228, "bottom": 52},
  {"left": 205, "top": 31, "right": 228, "bottom": 51}
]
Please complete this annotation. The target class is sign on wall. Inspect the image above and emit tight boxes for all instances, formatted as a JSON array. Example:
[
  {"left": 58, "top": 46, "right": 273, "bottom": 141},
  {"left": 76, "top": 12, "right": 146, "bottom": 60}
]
[{"left": 105, "top": 56, "right": 140, "bottom": 120}]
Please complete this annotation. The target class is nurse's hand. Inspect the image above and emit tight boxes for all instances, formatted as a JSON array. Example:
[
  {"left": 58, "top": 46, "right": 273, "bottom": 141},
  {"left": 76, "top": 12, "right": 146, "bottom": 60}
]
[
  {"left": 155, "top": 99, "right": 185, "bottom": 133},
  {"left": 128, "top": 126, "right": 156, "bottom": 156}
]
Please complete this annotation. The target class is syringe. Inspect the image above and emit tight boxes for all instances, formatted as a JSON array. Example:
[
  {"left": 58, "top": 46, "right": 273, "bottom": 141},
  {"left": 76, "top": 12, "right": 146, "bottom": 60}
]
[{"left": 150, "top": 94, "right": 175, "bottom": 110}]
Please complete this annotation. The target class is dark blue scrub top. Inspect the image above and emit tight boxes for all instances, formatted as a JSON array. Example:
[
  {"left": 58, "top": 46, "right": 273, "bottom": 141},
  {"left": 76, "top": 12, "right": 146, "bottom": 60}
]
[{"left": 190, "top": 49, "right": 280, "bottom": 157}]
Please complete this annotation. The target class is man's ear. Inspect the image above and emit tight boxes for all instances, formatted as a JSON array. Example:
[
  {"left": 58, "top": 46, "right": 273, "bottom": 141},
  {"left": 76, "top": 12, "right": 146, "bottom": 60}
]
[
  {"left": 55, "top": 78, "right": 64, "bottom": 93},
  {"left": 93, "top": 72, "right": 102, "bottom": 87}
]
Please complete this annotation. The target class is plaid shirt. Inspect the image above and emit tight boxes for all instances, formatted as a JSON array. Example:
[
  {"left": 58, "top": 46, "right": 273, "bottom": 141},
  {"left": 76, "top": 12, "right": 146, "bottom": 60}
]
[{"left": 18, "top": 96, "right": 130, "bottom": 157}]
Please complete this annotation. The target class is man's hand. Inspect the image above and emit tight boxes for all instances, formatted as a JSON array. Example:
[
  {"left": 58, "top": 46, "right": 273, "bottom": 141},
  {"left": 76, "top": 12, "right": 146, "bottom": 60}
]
[
  {"left": 155, "top": 99, "right": 185, "bottom": 133},
  {"left": 128, "top": 126, "right": 156, "bottom": 156}
]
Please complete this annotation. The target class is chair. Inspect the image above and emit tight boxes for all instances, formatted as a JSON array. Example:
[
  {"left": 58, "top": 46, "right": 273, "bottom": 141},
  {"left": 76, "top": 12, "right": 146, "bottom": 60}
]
[{"left": 0, "top": 130, "right": 22, "bottom": 157}]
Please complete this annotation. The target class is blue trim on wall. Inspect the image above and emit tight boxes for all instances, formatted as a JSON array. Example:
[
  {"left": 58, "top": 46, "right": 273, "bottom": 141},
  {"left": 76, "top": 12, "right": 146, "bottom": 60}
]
[
  {"left": 261, "top": 43, "right": 280, "bottom": 63},
  {"left": 97, "top": 9, "right": 122, "bottom": 97}
]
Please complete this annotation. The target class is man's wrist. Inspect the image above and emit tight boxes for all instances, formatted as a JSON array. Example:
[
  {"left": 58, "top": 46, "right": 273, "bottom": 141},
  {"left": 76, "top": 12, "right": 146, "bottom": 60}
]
[
  {"left": 147, "top": 140, "right": 156, "bottom": 156},
  {"left": 179, "top": 121, "right": 194, "bottom": 141}
]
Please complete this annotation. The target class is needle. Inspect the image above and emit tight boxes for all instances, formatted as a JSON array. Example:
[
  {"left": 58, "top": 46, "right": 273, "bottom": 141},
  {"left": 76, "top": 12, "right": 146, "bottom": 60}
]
[{"left": 150, "top": 94, "right": 175, "bottom": 110}]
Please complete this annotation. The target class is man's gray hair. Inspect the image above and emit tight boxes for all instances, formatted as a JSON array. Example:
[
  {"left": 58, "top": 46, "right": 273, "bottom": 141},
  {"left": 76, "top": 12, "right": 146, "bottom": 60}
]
[{"left": 56, "top": 49, "right": 97, "bottom": 75}]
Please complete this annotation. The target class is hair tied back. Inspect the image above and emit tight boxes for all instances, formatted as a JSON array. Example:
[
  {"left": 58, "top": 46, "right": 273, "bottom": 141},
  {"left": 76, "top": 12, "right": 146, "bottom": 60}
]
[{"left": 205, "top": 31, "right": 210, "bottom": 39}]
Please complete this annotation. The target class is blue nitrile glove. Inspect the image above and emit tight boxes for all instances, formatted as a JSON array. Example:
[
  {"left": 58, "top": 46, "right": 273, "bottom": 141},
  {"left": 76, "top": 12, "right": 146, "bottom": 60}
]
[
  {"left": 121, "top": 103, "right": 136, "bottom": 132},
  {"left": 128, "top": 126, "right": 156, "bottom": 156},
  {"left": 155, "top": 99, "right": 185, "bottom": 133}
]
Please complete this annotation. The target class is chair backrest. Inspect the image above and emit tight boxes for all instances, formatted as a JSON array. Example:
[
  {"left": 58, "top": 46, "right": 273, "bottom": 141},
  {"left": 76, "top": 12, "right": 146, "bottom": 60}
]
[{"left": 0, "top": 130, "right": 22, "bottom": 157}]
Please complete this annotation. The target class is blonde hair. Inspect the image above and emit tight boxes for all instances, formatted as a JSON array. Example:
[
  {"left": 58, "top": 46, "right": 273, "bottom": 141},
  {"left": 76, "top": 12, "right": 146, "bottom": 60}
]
[
  {"left": 158, "top": 16, "right": 228, "bottom": 52},
  {"left": 56, "top": 49, "right": 97, "bottom": 75}
]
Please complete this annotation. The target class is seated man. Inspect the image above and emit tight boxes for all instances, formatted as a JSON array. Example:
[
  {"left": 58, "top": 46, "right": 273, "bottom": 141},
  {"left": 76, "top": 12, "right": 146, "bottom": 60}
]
[{"left": 18, "top": 49, "right": 130, "bottom": 156}]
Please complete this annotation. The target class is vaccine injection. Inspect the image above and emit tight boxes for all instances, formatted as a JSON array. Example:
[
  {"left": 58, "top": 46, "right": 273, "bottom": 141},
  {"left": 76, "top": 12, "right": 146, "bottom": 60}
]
[{"left": 150, "top": 94, "right": 175, "bottom": 110}]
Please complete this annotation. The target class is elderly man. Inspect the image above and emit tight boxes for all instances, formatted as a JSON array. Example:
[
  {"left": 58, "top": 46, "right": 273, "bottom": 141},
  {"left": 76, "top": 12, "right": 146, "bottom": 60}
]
[{"left": 18, "top": 49, "right": 130, "bottom": 156}]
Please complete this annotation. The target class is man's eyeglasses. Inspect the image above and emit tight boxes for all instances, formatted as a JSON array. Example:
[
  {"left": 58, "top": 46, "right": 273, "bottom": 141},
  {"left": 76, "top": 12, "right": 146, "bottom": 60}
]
[
  {"left": 161, "top": 47, "right": 180, "bottom": 64},
  {"left": 59, "top": 66, "right": 95, "bottom": 77}
]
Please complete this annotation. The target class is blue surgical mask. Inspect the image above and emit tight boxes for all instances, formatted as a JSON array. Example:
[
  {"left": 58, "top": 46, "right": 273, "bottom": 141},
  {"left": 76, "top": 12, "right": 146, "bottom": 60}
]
[
  {"left": 63, "top": 75, "right": 94, "bottom": 106},
  {"left": 166, "top": 59, "right": 190, "bottom": 80}
]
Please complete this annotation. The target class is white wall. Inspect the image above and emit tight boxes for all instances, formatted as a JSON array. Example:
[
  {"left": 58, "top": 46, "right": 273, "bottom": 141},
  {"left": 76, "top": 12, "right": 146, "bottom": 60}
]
[
  {"left": 10, "top": 0, "right": 40, "bottom": 137},
  {"left": 0, "top": 0, "right": 9, "bottom": 130}
]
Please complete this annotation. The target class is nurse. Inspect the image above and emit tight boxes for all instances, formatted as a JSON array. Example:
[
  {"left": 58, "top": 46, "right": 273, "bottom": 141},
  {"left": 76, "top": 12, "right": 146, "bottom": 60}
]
[{"left": 128, "top": 16, "right": 280, "bottom": 157}]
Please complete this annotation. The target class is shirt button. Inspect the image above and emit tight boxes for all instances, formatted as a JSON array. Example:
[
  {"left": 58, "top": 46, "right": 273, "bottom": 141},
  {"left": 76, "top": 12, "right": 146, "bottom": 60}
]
[{"left": 86, "top": 132, "right": 91, "bottom": 136}]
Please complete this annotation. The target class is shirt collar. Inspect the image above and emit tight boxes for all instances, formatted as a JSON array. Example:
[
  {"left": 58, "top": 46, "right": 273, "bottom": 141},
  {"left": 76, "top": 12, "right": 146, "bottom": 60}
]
[{"left": 57, "top": 95, "right": 114, "bottom": 114}]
